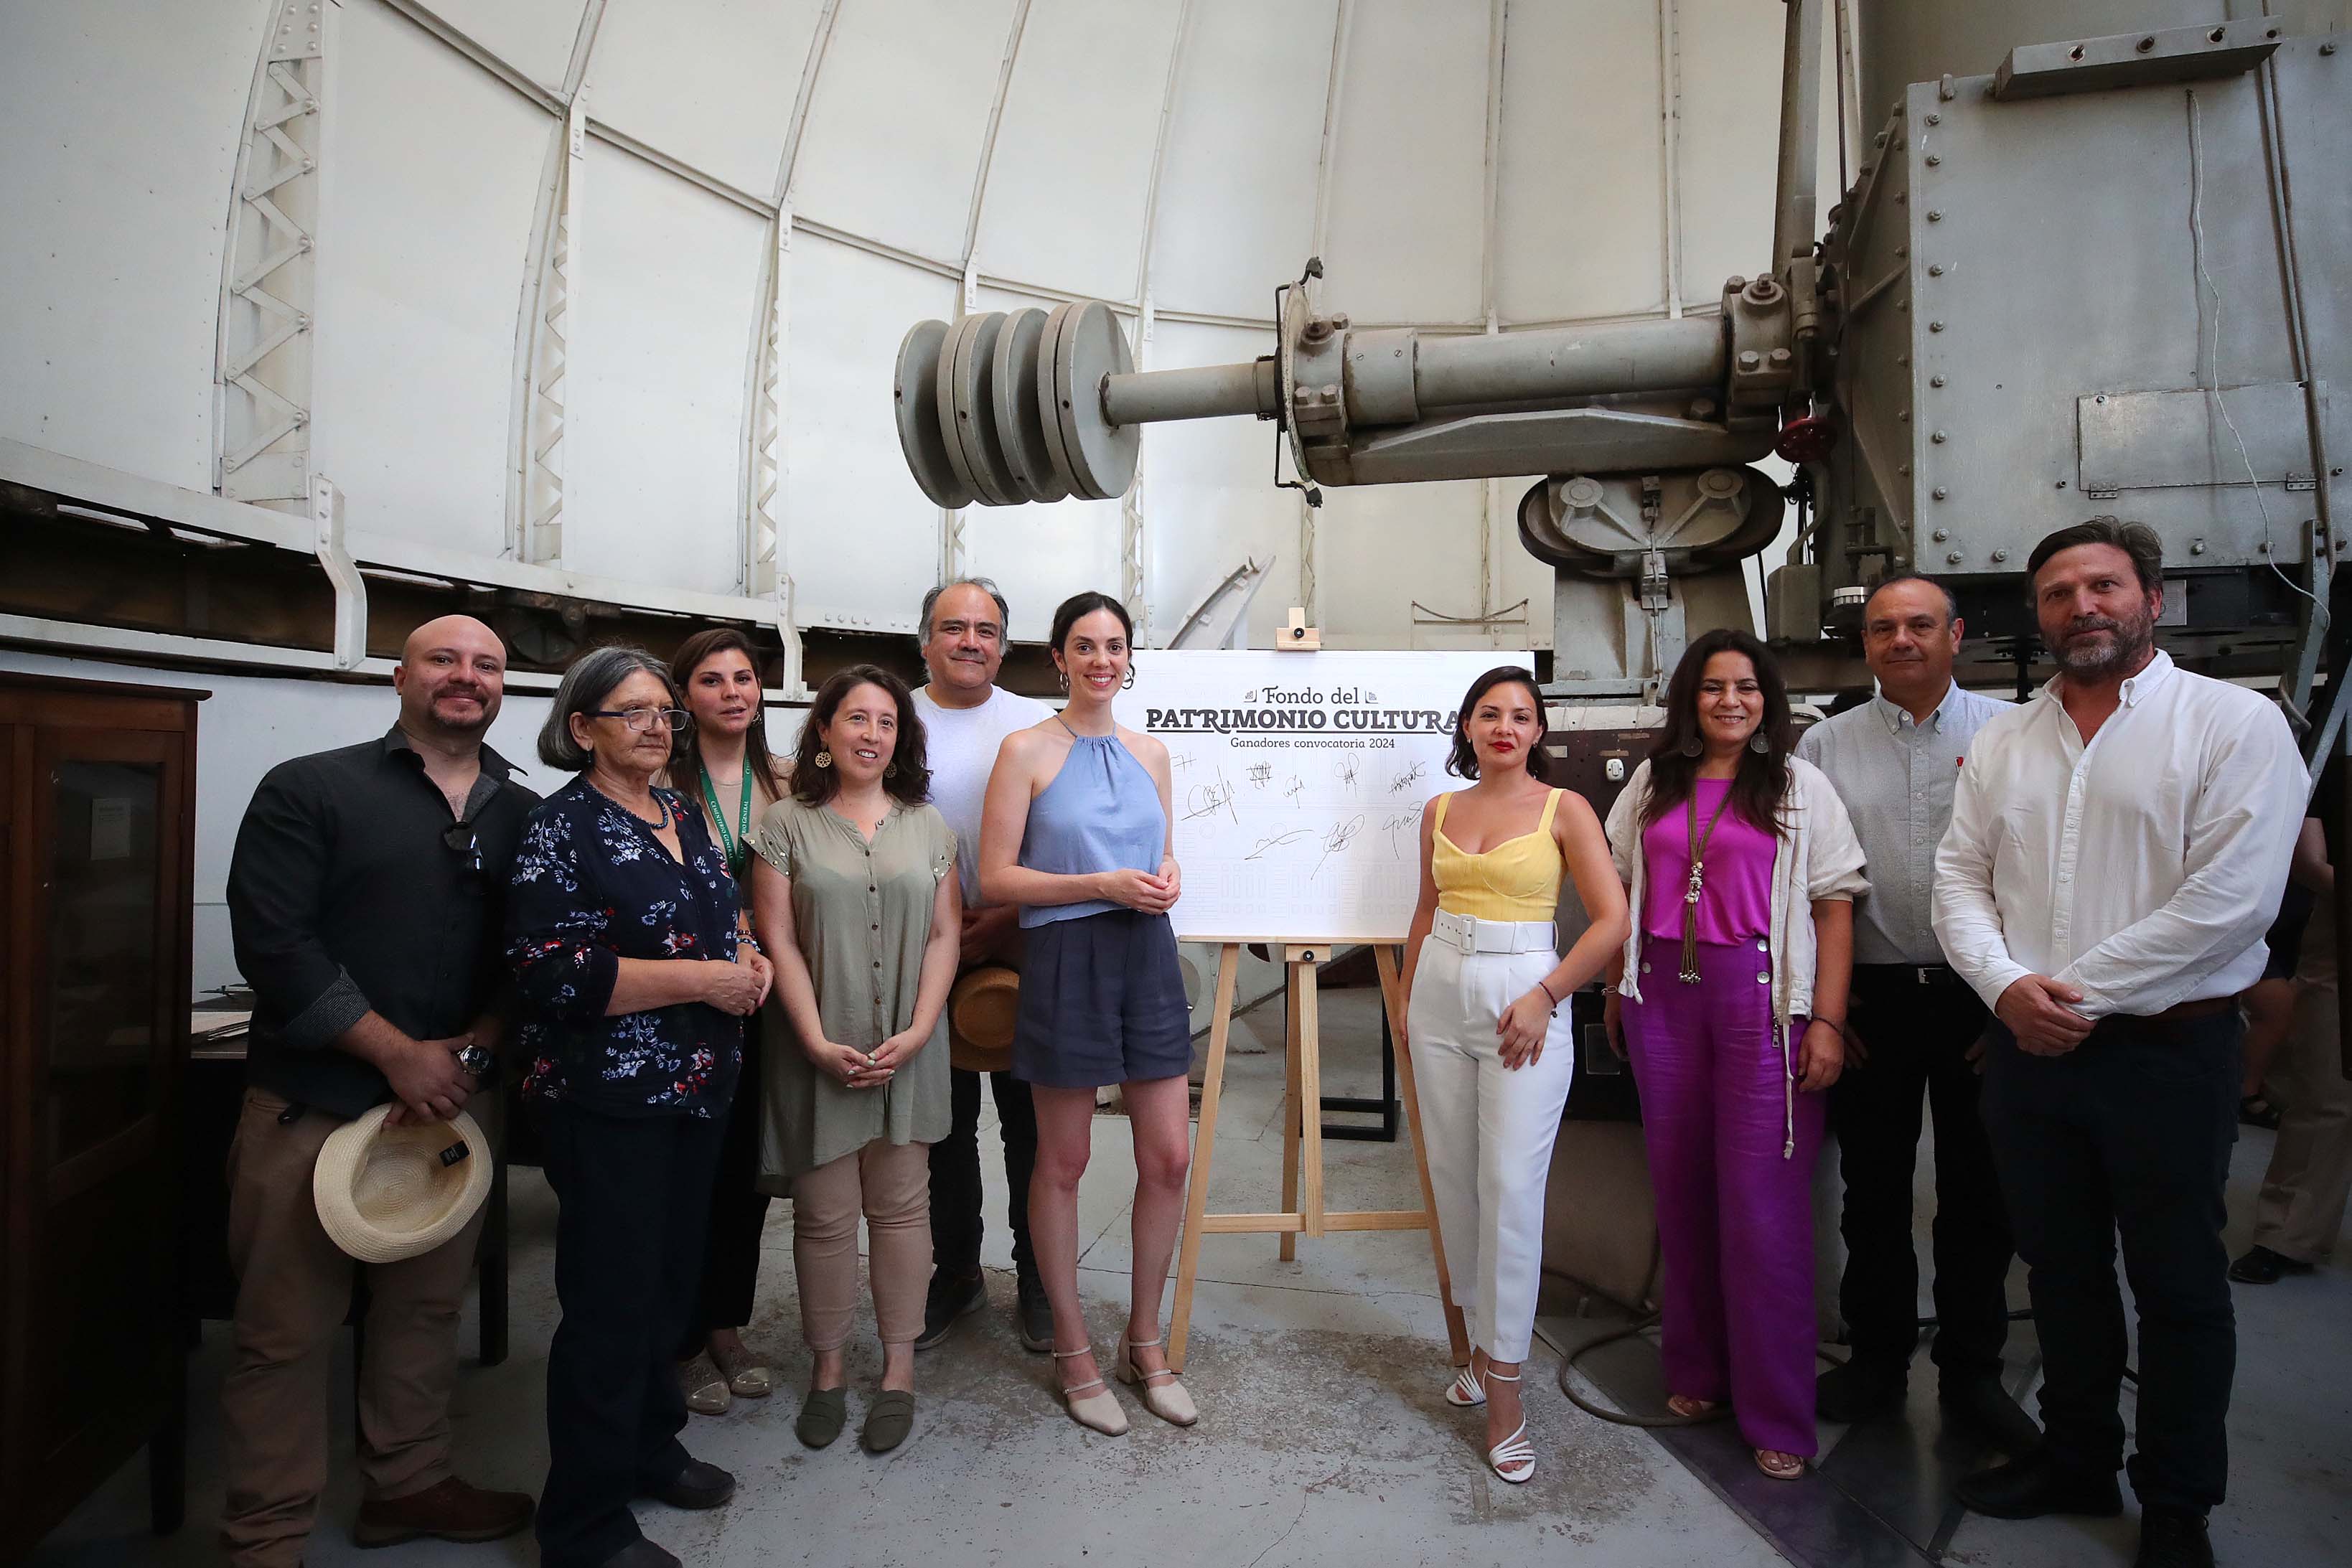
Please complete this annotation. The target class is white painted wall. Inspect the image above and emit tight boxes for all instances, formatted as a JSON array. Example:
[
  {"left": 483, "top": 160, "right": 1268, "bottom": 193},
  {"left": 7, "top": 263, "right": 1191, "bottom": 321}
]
[{"left": 3, "top": 0, "right": 1852, "bottom": 651}]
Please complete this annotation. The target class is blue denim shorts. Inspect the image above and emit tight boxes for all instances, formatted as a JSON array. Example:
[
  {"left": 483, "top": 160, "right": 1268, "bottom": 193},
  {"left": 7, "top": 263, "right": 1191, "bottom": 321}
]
[{"left": 1012, "top": 909, "right": 1193, "bottom": 1089}]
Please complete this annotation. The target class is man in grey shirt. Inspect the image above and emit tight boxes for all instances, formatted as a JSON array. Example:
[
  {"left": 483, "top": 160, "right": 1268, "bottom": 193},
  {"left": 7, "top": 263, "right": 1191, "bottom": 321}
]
[{"left": 1796, "top": 575, "right": 2023, "bottom": 1438}]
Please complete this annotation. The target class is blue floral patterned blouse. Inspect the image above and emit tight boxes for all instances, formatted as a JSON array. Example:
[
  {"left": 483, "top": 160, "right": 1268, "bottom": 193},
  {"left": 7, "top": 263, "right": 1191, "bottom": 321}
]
[{"left": 507, "top": 776, "right": 744, "bottom": 1118}]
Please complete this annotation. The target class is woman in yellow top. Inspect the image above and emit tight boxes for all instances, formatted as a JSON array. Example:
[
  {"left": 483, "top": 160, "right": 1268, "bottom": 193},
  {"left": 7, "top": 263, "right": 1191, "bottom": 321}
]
[{"left": 1400, "top": 666, "right": 1629, "bottom": 1485}]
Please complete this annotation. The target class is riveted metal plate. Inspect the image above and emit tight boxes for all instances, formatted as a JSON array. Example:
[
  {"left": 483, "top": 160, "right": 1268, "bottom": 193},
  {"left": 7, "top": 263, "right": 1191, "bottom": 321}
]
[
  {"left": 893, "top": 319, "right": 971, "bottom": 510},
  {"left": 947, "top": 310, "right": 1021, "bottom": 506}
]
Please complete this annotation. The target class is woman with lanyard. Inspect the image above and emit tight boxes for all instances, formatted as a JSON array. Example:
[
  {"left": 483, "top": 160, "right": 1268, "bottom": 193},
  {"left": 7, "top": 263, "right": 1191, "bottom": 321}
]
[
  {"left": 665, "top": 629, "right": 793, "bottom": 1417},
  {"left": 1601, "top": 628, "right": 1865, "bottom": 1481}
]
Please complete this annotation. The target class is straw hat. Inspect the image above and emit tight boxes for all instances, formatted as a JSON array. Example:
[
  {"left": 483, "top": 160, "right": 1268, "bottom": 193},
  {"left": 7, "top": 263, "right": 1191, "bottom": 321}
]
[
  {"left": 312, "top": 1104, "right": 495, "bottom": 1264},
  {"left": 948, "top": 966, "right": 1021, "bottom": 1074}
]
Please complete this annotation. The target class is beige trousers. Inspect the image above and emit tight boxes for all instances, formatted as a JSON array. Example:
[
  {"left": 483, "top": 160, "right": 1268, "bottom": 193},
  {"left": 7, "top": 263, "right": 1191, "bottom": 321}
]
[
  {"left": 218, "top": 1088, "right": 490, "bottom": 1568},
  {"left": 790, "top": 1137, "right": 932, "bottom": 1351},
  {"left": 2252, "top": 962, "right": 2352, "bottom": 1264}
]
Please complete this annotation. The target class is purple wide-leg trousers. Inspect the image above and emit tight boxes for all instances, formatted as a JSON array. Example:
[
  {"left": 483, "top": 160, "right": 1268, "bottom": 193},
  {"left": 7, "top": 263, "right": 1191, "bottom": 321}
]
[{"left": 1625, "top": 934, "right": 1827, "bottom": 1457}]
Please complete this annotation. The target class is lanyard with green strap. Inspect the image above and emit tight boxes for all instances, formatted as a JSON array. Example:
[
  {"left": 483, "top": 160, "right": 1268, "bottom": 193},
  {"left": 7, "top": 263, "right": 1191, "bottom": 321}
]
[{"left": 698, "top": 764, "right": 754, "bottom": 874}]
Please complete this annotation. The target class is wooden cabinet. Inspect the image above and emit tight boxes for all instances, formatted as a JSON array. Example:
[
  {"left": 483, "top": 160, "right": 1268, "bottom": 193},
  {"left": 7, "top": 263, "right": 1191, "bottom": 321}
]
[{"left": 0, "top": 672, "right": 204, "bottom": 1556}]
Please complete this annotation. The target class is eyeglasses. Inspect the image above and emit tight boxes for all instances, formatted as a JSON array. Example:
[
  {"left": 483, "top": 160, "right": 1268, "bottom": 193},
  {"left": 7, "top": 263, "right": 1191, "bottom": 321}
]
[
  {"left": 586, "top": 707, "right": 692, "bottom": 733},
  {"left": 441, "top": 820, "right": 484, "bottom": 885}
]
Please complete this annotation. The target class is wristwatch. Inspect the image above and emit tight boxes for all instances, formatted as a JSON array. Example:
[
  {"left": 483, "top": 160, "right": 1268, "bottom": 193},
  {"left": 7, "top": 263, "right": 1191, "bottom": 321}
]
[{"left": 454, "top": 1042, "right": 495, "bottom": 1078}]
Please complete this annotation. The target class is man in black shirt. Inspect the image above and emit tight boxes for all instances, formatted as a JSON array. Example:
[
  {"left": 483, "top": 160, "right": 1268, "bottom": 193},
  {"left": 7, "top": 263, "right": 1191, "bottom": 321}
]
[{"left": 222, "top": 615, "right": 539, "bottom": 1567}]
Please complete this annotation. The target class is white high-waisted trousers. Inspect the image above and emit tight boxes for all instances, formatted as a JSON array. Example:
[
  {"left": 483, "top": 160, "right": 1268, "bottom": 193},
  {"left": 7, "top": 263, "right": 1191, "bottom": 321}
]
[{"left": 1407, "top": 915, "right": 1577, "bottom": 1363}]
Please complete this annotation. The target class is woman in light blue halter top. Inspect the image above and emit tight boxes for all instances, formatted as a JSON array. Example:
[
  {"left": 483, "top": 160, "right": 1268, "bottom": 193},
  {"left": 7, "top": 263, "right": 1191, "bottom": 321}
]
[{"left": 978, "top": 593, "right": 1198, "bottom": 1436}]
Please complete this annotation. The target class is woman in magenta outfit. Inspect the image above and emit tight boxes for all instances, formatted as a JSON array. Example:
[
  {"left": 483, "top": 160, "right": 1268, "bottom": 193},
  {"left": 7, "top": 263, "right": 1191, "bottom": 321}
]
[{"left": 1601, "top": 629, "right": 1867, "bottom": 1480}]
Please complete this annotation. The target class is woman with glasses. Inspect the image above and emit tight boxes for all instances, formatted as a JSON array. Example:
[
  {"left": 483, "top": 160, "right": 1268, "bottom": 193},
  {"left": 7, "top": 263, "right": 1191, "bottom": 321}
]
[
  {"left": 747, "top": 665, "right": 957, "bottom": 1455},
  {"left": 663, "top": 629, "right": 793, "bottom": 1418},
  {"left": 507, "top": 645, "right": 773, "bottom": 1568}
]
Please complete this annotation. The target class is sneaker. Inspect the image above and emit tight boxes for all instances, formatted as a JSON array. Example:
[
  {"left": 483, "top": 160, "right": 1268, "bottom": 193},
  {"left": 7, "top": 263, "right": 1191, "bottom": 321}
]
[
  {"left": 1015, "top": 1268, "right": 1054, "bottom": 1353},
  {"left": 915, "top": 1267, "right": 985, "bottom": 1351}
]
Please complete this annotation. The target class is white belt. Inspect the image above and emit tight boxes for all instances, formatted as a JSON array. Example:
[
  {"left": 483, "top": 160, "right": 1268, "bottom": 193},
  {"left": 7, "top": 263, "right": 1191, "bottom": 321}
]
[{"left": 1431, "top": 909, "right": 1557, "bottom": 955}]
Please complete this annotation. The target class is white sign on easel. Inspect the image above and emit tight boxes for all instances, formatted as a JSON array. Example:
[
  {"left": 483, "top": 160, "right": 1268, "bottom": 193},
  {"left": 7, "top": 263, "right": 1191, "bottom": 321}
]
[{"left": 1114, "top": 649, "right": 1532, "bottom": 943}]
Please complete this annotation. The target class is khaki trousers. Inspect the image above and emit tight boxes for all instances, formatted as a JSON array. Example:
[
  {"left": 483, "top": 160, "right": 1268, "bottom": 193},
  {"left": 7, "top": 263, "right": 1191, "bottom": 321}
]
[
  {"left": 790, "top": 1137, "right": 931, "bottom": 1351},
  {"left": 2252, "top": 970, "right": 2352, "bottom": 1264},
  {"left": 219, "top": 1088, "right": 490, "bottom": 1568}
]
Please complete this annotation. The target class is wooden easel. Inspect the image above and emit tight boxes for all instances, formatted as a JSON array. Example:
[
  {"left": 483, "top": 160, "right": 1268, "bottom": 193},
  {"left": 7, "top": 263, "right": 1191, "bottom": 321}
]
[{"left": 1167, "top": 940, "right": 1471, "bottom": 1371}]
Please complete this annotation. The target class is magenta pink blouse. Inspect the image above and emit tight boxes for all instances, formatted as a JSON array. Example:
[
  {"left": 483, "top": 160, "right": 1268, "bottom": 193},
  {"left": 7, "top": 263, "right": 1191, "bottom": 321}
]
[{"left": 1639, "top": 779, "right": 1776, "bottom": 945}]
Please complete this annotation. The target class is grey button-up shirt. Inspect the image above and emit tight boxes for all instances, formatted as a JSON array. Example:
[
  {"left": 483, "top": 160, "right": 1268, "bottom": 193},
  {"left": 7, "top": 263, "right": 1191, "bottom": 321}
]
[{"left": 1796, "top": 682, "right": 2010, "bottom": 966}]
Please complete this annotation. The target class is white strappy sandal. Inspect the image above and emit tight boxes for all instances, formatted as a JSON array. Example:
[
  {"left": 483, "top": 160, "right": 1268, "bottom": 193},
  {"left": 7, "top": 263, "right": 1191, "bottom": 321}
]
[
  {"left": 1054, "top": 1345, "right": 1130, "bottom": 1436},
  {"left": 1443, "top": 1364, "right": 1488, "bottom": 1408},
  {"left": 1117, "top": 1333, "right": 1198, "bottom": 1427},
  {"left": 1482, "top": 1368, "right": 1535, "bottom": 1484}
]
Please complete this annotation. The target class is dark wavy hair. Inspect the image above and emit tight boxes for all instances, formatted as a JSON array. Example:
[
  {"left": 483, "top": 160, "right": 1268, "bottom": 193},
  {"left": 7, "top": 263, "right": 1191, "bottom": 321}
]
[
  {"left": 1641, "top": 627, "right": 1792, "bottom": 832},
  {"left": 667, "top": 627, "right": 789, "bottom": 799},
  {"left": 790, "top": 665, "right": 931, "bottom": 808},
  {"left": 1445, "top": 666, "right": 1553, "bottom": 782}
]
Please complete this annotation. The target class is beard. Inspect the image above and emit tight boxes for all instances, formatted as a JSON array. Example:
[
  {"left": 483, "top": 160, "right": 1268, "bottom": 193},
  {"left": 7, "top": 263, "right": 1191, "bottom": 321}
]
[{"left": 2050, "top": 604, "right": 2155, "bottom": 679}]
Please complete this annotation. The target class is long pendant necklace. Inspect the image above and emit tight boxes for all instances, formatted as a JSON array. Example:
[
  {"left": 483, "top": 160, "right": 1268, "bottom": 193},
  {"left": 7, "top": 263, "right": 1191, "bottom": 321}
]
[{"left": 1679, "top": 785, "right": 1737, "bottom": 984}]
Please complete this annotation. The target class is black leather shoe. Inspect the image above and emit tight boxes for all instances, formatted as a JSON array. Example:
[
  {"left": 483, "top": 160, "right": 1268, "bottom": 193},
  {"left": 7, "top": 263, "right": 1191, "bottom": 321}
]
[
  {"left": 2228, "top": 1244, "right": 2314, "bottom": 1285},
  {"left": 642, "top": 1459, "right": 734, "bottom": 1511},
  {"left": 1956, "top": 1451, "right": 2122, "bottom": 1519},
  {"left": 1939, "top": 1374, "right": 2043, "bottom": 1454},
  {"left": 1014, "top": 1267, "right": 1054, "bottom": 1353},
  {"left": 599, "top": 1541, "right": 682, "bottom": 1568},
  {"left": 915, "top": 1268, "right": 985, "bottom": 1351},
  {"left": 1816, "top": 1357, "right": 1907, "bottom": 1424},
  {"left": 2136, "top": 1508, "right": 2215, "bottom": 1568}
]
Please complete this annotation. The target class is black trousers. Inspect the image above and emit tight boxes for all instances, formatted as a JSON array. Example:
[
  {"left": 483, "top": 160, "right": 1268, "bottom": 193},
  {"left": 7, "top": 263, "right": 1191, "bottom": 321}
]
[
  {"left": 676, "top": 1044, "right": 771, "bottom": 1355},
  {"left": 1982, "top": 1010, "right": 2240, "bottom": 1514},
  {"left": 538, "top": 1104, "right": 726, "bottom": 1568},
  {"left": 928, "top": 1065, "right": 1038, "bottom": 1279},
  {"left": 1832, "top": 965, "right": 2012, "bottom": 1378}
]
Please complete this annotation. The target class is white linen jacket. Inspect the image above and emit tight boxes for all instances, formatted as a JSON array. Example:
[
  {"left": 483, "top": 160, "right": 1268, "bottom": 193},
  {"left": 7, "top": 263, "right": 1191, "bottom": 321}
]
[{"left": 1604, "top": 755, "right": 1869, "bottom": 1031}]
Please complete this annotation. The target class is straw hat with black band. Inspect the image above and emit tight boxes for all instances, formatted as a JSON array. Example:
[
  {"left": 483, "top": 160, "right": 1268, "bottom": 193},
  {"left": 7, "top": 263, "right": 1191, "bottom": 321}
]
[
  {"left": 948, "top": 965, "right": 1021, "bottom": 1075},
  {"left": 313, "top": 1103, "right": 496, "bottom": 1264}
]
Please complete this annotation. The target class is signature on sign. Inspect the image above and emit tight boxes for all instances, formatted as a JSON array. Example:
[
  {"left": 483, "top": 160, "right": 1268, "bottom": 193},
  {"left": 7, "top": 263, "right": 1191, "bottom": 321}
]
[
  {"left": 1182, "top": 769, "right": 1239, "bottom": 825},
  {"left": 1312, "top": 814, "right": 1366, "bottom": 879},
  {"left": 1245, "top": 830, "right": 1311, "bottom": 861},
  {"left": 1389, "top": 759, "right": 1428, "bottom": 794},
  {"left": 1283, "top": 776, "right": 1306, "bottom": 806},
  {"left": 1381, "top": 811, "right": 1420, "bottom": 858},
  {"left": 1247, "top": 763, "right": 1274, "bottom": 788}
]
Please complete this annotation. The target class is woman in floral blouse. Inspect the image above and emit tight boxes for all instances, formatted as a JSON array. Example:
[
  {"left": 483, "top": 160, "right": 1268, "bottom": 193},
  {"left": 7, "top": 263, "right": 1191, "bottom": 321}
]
[{"left": 508, "top": 644, "right": 772, "bottom": 1568}]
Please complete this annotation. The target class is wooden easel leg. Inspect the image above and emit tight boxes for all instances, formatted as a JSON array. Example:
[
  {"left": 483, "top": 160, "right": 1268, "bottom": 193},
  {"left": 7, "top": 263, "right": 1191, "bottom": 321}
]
[
  {"left": 1279, "top": 962, "right": 1303, "bottom": 1262},
  {"left": 1171, "top": 944, "right": 1240, "bottom": 1374},
  {"left": 1296, "top": 954, "right": 1325, "bottom": 1238},
  {"left": 1377, "top": 944, "right": 1471, "bottom": 1366}
]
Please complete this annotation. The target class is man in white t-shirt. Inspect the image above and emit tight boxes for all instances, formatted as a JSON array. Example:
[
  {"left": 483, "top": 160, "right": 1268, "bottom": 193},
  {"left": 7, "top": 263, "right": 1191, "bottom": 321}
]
[{"left": 911, "top": 578, "right": 1054, "bottom": 1353}]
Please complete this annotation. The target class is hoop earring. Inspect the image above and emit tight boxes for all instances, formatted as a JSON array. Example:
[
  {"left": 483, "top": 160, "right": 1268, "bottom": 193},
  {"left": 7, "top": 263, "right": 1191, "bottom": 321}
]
[
  {"left": 1121, "top": 667, "right": 1136, "bottom": 690},
  {"left": 884, "top": 762, "right": 898, "bottom": 779},
  {"left": 814, "top": 750, "right": 833, "bottom": 769},
  {"left": 1056, "top": 669, "right": 1070, "bottom": 693},
  {"left": 1679, "top": 735, "right": 1703, "bottom": 759},
  {"left": 1748, "top": 731, "right": 1772, "bottom": 756}
]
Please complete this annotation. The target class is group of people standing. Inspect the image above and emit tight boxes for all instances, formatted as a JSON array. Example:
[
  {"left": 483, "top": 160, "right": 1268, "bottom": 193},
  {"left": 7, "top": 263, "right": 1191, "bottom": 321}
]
[
  {"left": 1397, "top": 518, "right": 2320, "bottom": 1568},
  {"left": 220, "top": 582, "right": 1199, "bottom": 1568},
  {"left": 213, "top": 515, "right": 2335, "bottom": 1568}
]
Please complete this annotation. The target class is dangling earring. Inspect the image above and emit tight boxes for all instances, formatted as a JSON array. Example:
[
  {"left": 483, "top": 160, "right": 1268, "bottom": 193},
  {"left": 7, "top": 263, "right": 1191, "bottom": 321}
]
[
  {"left": 1748, "top": 730, "right": 1772, "bottom": 755},
  {"left": 1121, "top": 667, "right": 1136, "bottom": 690},
  {"left": 1056, "top": 669, "right": 1070, "bottom": 693},
  {"left": 814, "top": 749, "right": 833, "bottom": 769},
  {"left": 1679, "top": 735, "right": 1703, "bottom": 759},
  {"left": 884, "top": 762, "right": 898, "bottom": 779}
]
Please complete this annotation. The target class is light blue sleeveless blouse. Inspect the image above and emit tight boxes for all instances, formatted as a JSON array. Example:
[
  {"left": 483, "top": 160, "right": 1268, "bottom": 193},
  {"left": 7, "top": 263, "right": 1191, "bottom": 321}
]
[{"left": 1018, "top": 732, "right": 1167, "bottom": 929}]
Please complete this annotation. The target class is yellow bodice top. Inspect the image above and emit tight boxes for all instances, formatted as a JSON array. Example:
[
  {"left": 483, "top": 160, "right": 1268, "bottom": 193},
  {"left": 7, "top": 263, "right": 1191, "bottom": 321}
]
[{"left": 1431, "top": 787, "right": 1565, "bottom": 921}]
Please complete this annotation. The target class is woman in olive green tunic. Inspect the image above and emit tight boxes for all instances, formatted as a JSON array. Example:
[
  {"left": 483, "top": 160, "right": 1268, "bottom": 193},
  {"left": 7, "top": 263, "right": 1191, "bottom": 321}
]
[{"left": 749, "top": 666, "right": 959, "bottom": 1455}]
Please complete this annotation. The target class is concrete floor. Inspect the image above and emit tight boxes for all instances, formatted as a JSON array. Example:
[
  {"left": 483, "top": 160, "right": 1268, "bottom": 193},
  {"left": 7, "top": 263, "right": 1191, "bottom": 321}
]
[{"left": 33, "top": 989, "right": 2352, "bottom": 1567}]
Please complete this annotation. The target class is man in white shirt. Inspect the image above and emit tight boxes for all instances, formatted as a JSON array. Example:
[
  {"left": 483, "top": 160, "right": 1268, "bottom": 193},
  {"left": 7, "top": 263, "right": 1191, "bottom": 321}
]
[
  {"left": 1933, "top": 520, "right": 2307, "bottom": 1568},
  {"left": 910, "top": 578, "right": 1054, "bottom": 1353},
  {"left": 1795, "top": 576, "right": 2022, "bottom": 1441}
]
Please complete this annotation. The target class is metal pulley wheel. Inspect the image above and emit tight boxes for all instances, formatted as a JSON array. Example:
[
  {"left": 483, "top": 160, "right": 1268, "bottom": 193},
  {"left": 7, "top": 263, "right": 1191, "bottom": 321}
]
[
  {"left": 992, "top": 306, "right": 1068, "bottom": 502},
  {"left": 1050, "top": 300, "right": 1139, "bottom": 500},
  {"left": 943, "top": 311, "right": 1023, "bottom": 505},
  {"left": 894, "top": 319, "right": 972, "bottom": 509}
]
